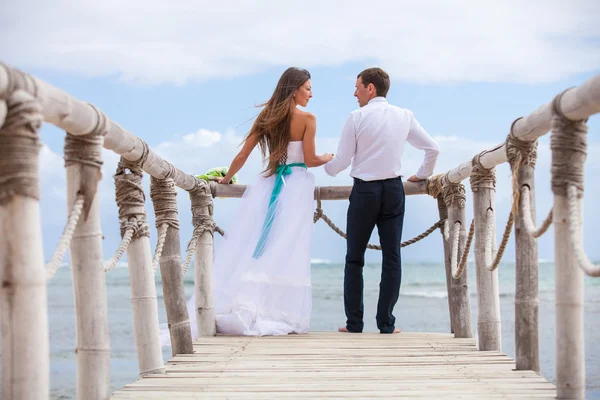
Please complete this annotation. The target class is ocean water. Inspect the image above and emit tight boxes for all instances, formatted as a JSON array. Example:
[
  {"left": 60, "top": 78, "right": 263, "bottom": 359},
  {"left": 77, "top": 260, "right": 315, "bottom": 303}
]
[{"left": 3, "top": 260, "right": 600, "bottom": 399}]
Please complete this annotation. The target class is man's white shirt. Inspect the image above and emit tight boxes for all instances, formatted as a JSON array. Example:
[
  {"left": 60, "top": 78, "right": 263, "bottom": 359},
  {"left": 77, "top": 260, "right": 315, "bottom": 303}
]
[{"left": 324, "top": 97, "right": 440, "bottom": 181}]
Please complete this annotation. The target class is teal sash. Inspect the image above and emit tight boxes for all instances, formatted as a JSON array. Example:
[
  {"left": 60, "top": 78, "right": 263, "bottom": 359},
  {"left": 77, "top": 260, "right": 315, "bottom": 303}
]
[{"left": 253, "top": 162, "right": 307, "bottom": 258}]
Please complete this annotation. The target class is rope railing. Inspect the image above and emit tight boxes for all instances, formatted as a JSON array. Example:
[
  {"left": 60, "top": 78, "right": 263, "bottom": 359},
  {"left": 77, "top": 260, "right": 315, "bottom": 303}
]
[
  {"left": 206, "top": 187, "right": 446, "bottom": 268},
  {"left": 104, "top": 228, "right": 134, "bottom": 272},
  {"left": 149, "top": 176, "right": 180, "bottom": 273},
  {"left": 1, "top": 63, "right": 596, "bottom": 288},
  {"left": 472, "top": 118, "right": 541, "bottom": 273},
  {"left": 488, "top": 211, "right": 513, "bottom": 272},
  {"left": 104, "top": 156, "right": 151, "bottom": 272},
  {"left": 453, "top": 209, "right": 512, "bottom": 274},
  {"left": 520, "top": 186, "right": 553, "bottom": 239},
  {"left": 312, "top": 190, "right": 445, "bottom": 250},
  {"left": 441, "top": 75, "right": 600, "bottom": 184},
  {"left": 567, "top": 185, "right": 600, "bottom": 277},
  {"left": 183, "top": 181, "right": 216, "bottom": 275},
  {"left": 45, "top": 194, "right": 84, "bottom": 279},
  {"left": 152, "top": 223, "right": 169, "bottom": 273},
  {"left": 451, "top": 219, "right": 473, "bottom": 279},
  {"left": 2, "top": 61, "right": 600, "bottom": 400},
  {"left": 442, "top": 178, "right": 471, "bottom": 279}
]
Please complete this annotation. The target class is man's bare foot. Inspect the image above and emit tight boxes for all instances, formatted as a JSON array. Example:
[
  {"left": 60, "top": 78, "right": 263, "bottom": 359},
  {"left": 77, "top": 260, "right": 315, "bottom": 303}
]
[
  {"left": 339, "top": 327, "right": 363, "bottom": 333},
  {"left": 393, "top": 328, "right": 401, "bottom": 334}
]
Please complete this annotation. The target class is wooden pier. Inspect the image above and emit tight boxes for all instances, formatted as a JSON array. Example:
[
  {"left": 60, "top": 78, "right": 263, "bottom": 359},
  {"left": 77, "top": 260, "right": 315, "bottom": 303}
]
[
  {"left": 111, "top": 332, "right": 556, "bottom": 399},
  {"left": 1, "top": 64, "right": 598, "bottom": 399}
]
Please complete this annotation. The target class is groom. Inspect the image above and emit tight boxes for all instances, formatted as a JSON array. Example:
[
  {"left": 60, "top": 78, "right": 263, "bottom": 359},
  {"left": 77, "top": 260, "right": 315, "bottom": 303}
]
[{"left": 324, "top": 67, "right": 440, "bottom": 334}]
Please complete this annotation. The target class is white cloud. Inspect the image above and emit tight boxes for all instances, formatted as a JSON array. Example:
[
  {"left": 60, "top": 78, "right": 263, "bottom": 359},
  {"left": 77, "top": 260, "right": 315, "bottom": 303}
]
[
  {"left": 182, "top": 129, "right": 222, "bottom": 148},
  {"left": 37, "top": 125, "right": 600, "bottom": 264},
  {"left": 2, "top": 0, "right": 599, "bottom": 85}
]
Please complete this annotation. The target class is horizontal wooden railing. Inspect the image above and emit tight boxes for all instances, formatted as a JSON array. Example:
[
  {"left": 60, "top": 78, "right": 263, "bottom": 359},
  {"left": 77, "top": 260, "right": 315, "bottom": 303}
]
[{"left": 1, "top": 61, "right": 599, "bottom": 400}]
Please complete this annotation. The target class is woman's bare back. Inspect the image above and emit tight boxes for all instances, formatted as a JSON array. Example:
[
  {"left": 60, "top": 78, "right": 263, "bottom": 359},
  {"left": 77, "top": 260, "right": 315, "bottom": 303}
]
[{"left": 289, "top": 109, "right": 311, "bottom": 142}]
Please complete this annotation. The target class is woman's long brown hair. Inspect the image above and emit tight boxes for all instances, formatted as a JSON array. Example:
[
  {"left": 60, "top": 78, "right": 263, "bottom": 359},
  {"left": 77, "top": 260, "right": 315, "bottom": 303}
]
[{"left": 247, "top": 67, "right": 311, "bottom": 177}]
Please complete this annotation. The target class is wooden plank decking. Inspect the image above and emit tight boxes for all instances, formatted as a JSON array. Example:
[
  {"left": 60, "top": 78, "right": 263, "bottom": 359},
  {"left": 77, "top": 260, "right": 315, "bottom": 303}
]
[{"left": 111, "top": 332, "right": 556, "bottom": 399}]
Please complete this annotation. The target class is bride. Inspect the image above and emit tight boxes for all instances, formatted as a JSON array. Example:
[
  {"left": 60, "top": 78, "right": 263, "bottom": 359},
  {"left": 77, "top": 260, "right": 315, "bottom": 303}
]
[{"left": 160, "top": 67, "right": 333, "bottom": 342}]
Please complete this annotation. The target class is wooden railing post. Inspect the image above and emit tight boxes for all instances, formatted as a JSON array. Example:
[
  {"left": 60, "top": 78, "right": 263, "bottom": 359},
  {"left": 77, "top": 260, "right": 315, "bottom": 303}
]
[
  {"left": 551, "top": 92, "right": 586, "bottom": 399},
  {"left": 189, "top": 181, "right": 216, "bottom": 337},
  {"left": 114, "top": 157, "right": 165, "bottom": 376},
  {"left": 64, "top": 113, "right": 110, "bottom": 399},
  {"left": 150, "top": 176, "right": 194, "bottom": 355},
  {"left": 442, "top": 180, "right": 473, "bottom": 338},
  {"left": 436, "top": 196, "right": 455, "bottom": 334},
  {"left": 0, "top": 90, "right": 49, "bottom": 400},
  {"left": 506, "top": 127, "right": 541, "bottom": 372},
  {"left": 470, "top": 154, "right": 502, "bottom": 351}
]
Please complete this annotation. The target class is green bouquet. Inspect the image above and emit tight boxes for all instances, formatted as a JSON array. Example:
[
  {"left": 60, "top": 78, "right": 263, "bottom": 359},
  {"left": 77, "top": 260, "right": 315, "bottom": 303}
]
[{"left": 196, "top": 167, "right": 238, "bottom": 184}]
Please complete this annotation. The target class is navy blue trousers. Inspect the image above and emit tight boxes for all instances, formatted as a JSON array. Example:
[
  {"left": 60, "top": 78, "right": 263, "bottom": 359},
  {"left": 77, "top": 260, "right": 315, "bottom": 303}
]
[{"left": 344, "top": 176, "right": 405, "bottom": 333}]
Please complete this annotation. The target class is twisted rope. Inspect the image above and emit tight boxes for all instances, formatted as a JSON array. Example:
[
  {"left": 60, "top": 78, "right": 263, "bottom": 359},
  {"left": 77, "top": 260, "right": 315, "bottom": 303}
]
[
  {"left": 0, "top": 62, "right": 41, "bottom": 99},
  {"left": 550, "top": 90, "right": 585, "bottom": 198},
  {"left": 441, "top": 180, "right": 471, "bottom": 277},
  {"left": 442, "top": 178, "right": 467, "bottom": 210},
  {"left": 86, "top": 103, "right": 110, "bottom": 137},
  {"left": 520, "top": 186, "right": 553, "bottom": 238},
  {"left": 449, "top": 222, "right": 461, "bottom": 278},
  {"left": 64, "top": 133, "right": 104, "bottom": 169},
  {"left": 182, "top": 229, "right": 200, "bottom": 275},
  {"left": 426, "top": 174, "right": 444, "bottom": 199},
  {"left": 183, "top": 181, "right": 216, "bottom": 274},
  {"left": 45, "top": 195, "right": 84, "bottom": 279},
  {"left": 451, "top": 219, "right": 475, "bottom": 279},
  {"left": 150, "top": 177, "right": 180, "bottom": 272},
  {"left": 0, "top": 90, "right": 43, "bottom": 205},
  {"left": 470, "top": 153, "right": 496, "bottom": 192},
  {"left": 152, "top": 223, "right": 169, "bottom": 273},
  {"left": 104, "top": 228, "right": 134, "bottom": 272},
  {"left": 104, "top": 157, "right": 150, "bottom": 272},
  {"left": 64, "top": 112, "right": 105, "bottom": 168},
  {"left": 436, "top": 196, "right": 450, "bottom": 241},
  {"left": 469, "top": 155, "right": 507, "bottom": 271},
  {"left": 550, "top": 90, "right": 599, "bottom": 277},
  {"left": 450, "top": 222, "right": 460, "bottom": 275},
  {"left": 478, "top": 118, "right": 541, "bottom": 272},
  {"left": 313, "top": 193, "right": 444, "bottom": 250},
  {"left": 567, "top": 185, "right": 600, "bottom": 277},
  {"left": 114, "top": 159, "right": 150, "bottom": 239},
  {"left": 64, "top": 127, "right": 104, "bottom": 220},
  {"left": 506, "top": 117, "right": 538, "bottom": 216},
  {"left": 488, "top": 211, "right": 513, "bottom": 272}
]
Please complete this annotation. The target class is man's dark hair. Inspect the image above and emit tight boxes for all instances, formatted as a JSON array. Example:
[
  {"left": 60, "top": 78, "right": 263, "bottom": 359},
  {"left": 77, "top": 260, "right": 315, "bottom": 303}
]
[{"left": 357, "top": 67, "right": 390, "bottom": 97}]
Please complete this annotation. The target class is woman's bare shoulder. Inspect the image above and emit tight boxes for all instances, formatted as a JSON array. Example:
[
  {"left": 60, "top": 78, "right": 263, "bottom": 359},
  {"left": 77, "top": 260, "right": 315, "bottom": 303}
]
[
  {"left": 292, "top": 108, "right": 316, "bottom": 123},
  {"left": 290, "top": 110, "right": 316, "bottom": 140}
]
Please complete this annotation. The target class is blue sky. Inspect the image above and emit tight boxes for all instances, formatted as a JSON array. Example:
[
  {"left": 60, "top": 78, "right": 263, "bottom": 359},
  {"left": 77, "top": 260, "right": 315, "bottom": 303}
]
[{"left": 3, "top": 1, "right": 600, "bottom": 264}]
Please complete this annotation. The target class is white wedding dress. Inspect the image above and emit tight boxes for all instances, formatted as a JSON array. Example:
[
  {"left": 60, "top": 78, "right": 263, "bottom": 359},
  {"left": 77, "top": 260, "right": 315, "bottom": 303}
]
[{"left": 160, "top": 141, "right": 314, "bottom": 343}]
